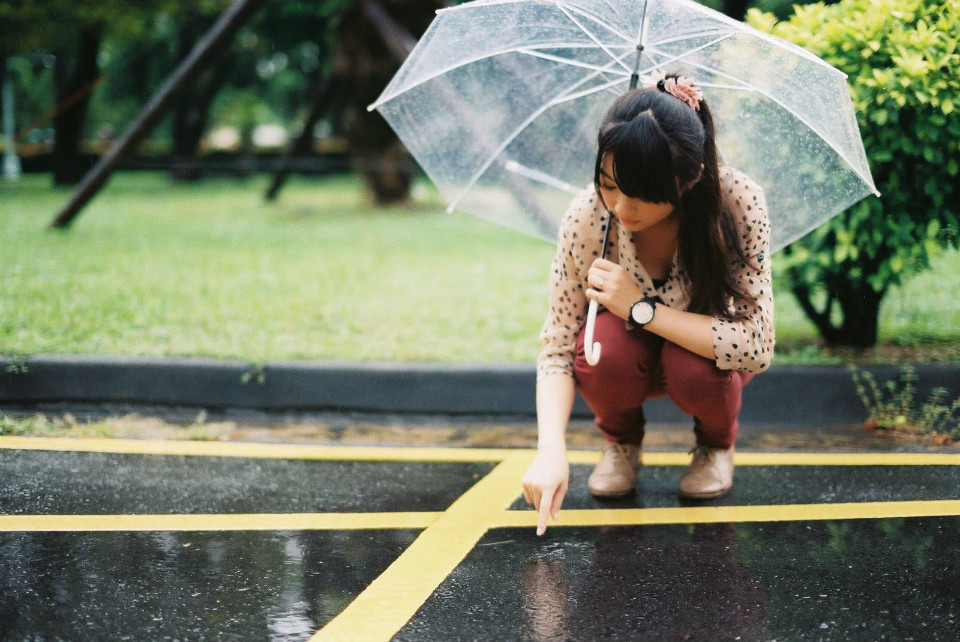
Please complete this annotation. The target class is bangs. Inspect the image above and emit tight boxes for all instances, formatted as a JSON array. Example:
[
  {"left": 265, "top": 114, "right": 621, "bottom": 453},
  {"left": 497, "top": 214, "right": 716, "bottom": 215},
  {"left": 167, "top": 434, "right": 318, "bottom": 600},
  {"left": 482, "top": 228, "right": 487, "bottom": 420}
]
[{"left": 595, "top": 112, "right": 680, "bottom": 205}]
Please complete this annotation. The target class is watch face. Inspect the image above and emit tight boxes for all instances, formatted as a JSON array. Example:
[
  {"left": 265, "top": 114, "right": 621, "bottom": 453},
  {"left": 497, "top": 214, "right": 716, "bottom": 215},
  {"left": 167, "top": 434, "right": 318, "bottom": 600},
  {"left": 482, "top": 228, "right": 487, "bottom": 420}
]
[{"left": 632, "top": 300, "right": 655, "bottom": 325}]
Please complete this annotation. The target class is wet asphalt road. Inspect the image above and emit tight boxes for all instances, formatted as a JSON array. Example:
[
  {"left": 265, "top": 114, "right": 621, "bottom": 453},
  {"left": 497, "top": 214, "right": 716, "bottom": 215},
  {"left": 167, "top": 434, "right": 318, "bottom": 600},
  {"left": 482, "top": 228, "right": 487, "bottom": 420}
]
[{"left": 1, "top": 436, "right": 959, "bottom": 641}]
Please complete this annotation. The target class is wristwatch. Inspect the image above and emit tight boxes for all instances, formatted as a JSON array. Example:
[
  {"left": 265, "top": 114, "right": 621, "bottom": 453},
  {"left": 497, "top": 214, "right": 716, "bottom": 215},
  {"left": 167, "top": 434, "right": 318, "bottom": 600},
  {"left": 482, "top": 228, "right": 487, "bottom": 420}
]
[{"left": 628, "top": 296, "right": 657, "bottom": 329}]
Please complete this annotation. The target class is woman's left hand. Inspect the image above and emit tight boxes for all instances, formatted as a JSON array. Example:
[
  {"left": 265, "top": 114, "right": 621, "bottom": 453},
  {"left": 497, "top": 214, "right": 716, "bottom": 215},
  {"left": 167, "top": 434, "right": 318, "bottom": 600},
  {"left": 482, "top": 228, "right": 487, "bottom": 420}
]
[{"left": 585, "top": 258, "right": 643, "bottom": 321}]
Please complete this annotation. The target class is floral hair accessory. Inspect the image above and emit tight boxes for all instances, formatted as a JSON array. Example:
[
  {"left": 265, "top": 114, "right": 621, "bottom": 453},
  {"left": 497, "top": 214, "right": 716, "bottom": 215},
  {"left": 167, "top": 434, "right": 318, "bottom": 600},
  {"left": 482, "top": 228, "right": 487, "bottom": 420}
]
[{"left": 643, "top": 71, "right": 703, "bottom": 111}]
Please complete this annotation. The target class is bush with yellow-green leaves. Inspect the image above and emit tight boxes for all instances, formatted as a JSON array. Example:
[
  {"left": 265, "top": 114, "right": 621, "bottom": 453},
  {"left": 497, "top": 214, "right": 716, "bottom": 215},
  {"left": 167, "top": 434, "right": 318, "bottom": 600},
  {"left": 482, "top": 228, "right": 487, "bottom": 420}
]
[{"left": 747, "top": 0, "right": 960, "bottom": 347}]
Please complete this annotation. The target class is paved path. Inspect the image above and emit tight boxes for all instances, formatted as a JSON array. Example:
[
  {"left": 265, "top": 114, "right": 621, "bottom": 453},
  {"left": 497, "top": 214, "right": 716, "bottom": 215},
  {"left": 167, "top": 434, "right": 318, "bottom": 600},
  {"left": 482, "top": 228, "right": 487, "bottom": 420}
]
[{"left": 1, "top": 435, "right": 959, "bottom": 640}]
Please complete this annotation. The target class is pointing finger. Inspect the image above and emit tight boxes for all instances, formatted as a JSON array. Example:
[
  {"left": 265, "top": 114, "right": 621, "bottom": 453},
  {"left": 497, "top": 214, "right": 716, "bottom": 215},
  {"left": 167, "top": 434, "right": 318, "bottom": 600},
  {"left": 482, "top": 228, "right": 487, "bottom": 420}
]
[
  {"left": 537, "top": 487, "right": 555, "bottom": 536},
  {"left": 550, "top": 486, "right": 566, "bottom": 521}
]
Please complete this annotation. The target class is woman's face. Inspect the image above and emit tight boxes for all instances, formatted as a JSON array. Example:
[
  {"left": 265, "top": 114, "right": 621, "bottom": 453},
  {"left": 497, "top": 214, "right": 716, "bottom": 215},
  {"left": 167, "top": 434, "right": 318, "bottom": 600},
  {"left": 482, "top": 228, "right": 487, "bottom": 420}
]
[{"left": 597, "top": 154, "right": 675, "bottom": 234}]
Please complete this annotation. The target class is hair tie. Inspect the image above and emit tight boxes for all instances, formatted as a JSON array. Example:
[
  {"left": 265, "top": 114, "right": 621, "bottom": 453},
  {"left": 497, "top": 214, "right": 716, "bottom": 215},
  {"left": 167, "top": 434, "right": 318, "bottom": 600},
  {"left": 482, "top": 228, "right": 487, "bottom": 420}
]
[{"left": 644, "top": 71, "right": 703, "bottom": 112}]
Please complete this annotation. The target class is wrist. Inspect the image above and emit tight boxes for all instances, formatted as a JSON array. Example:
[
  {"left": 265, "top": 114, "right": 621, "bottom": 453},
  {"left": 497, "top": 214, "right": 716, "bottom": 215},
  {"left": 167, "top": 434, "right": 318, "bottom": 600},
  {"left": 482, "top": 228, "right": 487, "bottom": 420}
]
[{"left": 536, "top": 441, "right": 567, "bottom": 456}]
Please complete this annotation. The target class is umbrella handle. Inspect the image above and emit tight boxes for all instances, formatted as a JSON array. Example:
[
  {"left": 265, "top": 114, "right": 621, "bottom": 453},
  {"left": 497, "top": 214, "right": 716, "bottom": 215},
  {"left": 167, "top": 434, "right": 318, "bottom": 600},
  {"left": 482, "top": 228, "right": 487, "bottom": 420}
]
[{"left": 584, "top": 298, "right": 602, "bottom": 366}]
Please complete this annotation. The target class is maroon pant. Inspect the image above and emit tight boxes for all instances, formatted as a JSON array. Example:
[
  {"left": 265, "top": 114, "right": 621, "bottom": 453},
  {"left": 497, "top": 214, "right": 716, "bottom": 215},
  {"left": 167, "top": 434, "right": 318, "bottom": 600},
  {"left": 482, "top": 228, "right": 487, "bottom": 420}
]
[{"left": 574, "top": 311, "right": 754, "bottom": 449}]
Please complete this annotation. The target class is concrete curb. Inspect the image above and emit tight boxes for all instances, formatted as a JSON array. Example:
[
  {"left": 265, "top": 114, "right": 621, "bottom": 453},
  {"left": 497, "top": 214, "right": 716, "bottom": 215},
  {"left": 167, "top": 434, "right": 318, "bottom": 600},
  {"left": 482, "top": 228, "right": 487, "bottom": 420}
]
[{"left": 2, "top": 355, "right": 960, "bottom": 426}]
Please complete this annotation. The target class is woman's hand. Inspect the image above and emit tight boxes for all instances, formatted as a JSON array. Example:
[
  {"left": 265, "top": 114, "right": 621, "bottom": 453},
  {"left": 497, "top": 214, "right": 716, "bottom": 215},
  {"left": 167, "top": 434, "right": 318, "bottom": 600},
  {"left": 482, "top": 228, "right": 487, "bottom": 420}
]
[
  {"left": 585, "top": 258, "right": 643, "bottom": 320},
  {"left": 522, "top": 448, "right": 569, "bottom": 536}
]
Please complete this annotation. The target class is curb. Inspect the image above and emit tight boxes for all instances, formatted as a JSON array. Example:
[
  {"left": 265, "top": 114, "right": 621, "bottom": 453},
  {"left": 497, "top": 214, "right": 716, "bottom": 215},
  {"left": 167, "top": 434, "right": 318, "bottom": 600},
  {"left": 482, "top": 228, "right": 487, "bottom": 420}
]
[{"left": 2, "top": 355, "right": 960, "bottom": 426}]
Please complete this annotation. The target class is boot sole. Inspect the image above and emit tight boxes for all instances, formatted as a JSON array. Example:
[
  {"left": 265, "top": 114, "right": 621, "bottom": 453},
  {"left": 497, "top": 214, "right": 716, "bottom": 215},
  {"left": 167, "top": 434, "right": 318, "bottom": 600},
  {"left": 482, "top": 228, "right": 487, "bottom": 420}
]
[
  {"left": 588, "top": 486, "right": 636, "bottom": 498},
  {"left": 678, "top": 486, "right": 731, "bottom": 500}
]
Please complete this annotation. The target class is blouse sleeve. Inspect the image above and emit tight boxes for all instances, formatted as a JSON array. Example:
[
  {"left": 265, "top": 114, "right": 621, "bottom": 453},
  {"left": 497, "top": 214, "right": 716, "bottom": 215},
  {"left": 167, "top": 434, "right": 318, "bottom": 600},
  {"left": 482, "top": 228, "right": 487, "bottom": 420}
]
[
  {"left": 535, "top": 189, "right": 596, "bottom": 379},
  {"left": 711, "top": 172, "right": 776, "bottom": 373}
]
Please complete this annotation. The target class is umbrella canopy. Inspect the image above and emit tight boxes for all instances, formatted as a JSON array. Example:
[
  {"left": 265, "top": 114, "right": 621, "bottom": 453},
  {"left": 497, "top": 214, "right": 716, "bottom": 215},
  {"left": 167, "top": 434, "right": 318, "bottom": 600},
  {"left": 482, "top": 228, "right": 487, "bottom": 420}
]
[{"left": 370, "top": 0, "right": 878, "bottom": 252}]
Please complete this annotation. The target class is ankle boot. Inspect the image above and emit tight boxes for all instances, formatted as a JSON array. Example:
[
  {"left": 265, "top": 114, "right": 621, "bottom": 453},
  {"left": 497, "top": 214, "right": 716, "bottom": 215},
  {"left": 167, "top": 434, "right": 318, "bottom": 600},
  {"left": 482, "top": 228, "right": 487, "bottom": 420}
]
[
  {"left": 588, "top": 442, "right": 642, "bottom": 497},
  {"left": 678, "top": 445, "right": 734, "bottom": 499}
]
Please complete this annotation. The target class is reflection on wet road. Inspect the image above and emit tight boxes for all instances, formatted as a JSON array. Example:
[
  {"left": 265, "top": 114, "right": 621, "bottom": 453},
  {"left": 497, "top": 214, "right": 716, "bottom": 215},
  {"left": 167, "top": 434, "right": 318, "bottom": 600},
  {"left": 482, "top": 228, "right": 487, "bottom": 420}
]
[
  {"left": 0, "top": 529, "right": 419, "bottom": 640},
  {"left": 402, "top": 518, "right": 960, "bottom": 641},
  {"left": 1, "top": 437, "right": 959, "bottom": 641}
]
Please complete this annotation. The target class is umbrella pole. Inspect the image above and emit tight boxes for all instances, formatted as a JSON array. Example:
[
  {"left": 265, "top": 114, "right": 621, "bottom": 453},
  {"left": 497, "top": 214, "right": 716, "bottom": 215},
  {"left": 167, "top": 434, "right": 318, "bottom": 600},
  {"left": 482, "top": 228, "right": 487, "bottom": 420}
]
[
  {"left": 629, "top": 0, "right": 649, "bottom": 90},
  {"left": 629, "top": 44, "right": 644, "bottom": 90},
  {"left": 583, "top": 211, "right": 614, "bottom": 366},
  {"left": 587, "top": 0, "right": 646, "bottom": 363}
]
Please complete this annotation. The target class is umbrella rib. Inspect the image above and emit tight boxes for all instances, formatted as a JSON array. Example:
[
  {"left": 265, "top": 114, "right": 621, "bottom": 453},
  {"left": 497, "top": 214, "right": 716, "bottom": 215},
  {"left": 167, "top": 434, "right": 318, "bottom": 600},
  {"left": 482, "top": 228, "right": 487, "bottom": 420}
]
[
  {"left": 504, "top": 160, "right": 580, "bottom": 194},
  {"left": 647, "top": 51, "right": 877, "bottom": 193},
  {"left": 649, "top": 29, "right": 733, "bottom": 48},
  {"left": 434, "top": 0, "right": 842, "bottom": 75},
  {"left": 370, "top": 42, "right": 630, "bottom": 110},
  {"left": 519, "top": 48, "right": 630, "bottom": 75},
  {"left": 640, "top": 33, "right": 733, "bottom": 75},
  {"left": 554, "top": 1, "right": 635, "bottom": 44},
  {"left": 696, "top": 80, "right": 753, "bottom": 91},
  {"left": 658, "top": 0, "right": 840, "bottom": 73},
  {"left": 545, "top": 75, "right": 628, "bottom": 106},
  {"left": 555, "top": 4, "right": 631, "bottom": 73},
  {"left": 446, "top": 52, "right": 634, "bottom": 213}
]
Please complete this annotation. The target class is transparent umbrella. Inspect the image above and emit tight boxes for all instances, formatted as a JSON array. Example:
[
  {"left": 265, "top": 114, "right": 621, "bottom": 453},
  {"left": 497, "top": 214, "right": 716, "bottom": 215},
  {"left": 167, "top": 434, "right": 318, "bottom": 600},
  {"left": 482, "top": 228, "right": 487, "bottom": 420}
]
[{"left": 370, "top": 0, "right": 878, "bottom": 362}]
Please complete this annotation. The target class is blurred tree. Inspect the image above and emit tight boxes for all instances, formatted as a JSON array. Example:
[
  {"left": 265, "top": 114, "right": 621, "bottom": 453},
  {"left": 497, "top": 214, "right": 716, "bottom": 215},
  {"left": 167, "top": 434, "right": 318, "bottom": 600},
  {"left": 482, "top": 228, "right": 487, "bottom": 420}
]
[
  {"left": 164, "top": 0, "right": 346, "bottom": 180},
  {"left": 329, "top": 0, "right": 441, "bottom": 204},
  {"left": 0, "top": 2, "right": 51, "bottom": 60},
  {"left": 51, "top": 24, "right": 103, "bottom": 184},
  {"left": 50, "top": 0, "right": 270, "bottom": 228},
  {"left": 170, "top": 8, "right": 235, "bottom": 180},
  {"left": 0, "top": 0, "right": 165, "bottom": 185}
]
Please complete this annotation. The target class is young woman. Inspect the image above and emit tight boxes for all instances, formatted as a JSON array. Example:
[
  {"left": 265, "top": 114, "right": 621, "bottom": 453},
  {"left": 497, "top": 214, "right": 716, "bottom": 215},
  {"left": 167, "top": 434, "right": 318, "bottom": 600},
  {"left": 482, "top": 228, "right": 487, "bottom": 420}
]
[{"left": 522, "top": 73, "right": 774, "bottom": 536}]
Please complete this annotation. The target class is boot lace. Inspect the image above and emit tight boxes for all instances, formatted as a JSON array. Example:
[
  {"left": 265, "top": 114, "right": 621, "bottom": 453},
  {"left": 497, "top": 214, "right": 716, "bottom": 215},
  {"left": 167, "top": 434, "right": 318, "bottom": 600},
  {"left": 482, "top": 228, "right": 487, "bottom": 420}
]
[{"left": 688, "top": 445, "right": 715, "bottom": 463}]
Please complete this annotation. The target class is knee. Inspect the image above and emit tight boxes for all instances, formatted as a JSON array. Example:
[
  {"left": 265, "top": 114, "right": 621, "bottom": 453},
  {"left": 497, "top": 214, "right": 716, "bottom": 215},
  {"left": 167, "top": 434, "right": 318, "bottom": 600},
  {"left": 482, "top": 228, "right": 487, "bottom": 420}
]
[
  {"left": 661, "top": 342, "right": 737, "bottom": 401},
  {"left": 574, "top": 313, "right": 661, "bottom": 386}
]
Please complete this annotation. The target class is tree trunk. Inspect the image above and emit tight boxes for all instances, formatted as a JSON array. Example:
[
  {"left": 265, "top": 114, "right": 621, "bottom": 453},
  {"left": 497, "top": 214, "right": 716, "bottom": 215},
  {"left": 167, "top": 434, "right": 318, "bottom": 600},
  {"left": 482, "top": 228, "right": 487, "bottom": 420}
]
[
  {"left": 355, "top": 140, "right": 415, "bottom": 204},
  {"left": 790, "top": 282, "right": 885, "bottom": 348},
  {"left": 334, "top": 0, "right": 442, "bottom": 206},
  {"left": 52, "top": 26, "right": 102, "bottom": 186},
  {"left": 265, "top": 72, "right": 347, "bottom": 201},
  {"left": 171, "top": 23, "right": 235, "bottom": 181}
]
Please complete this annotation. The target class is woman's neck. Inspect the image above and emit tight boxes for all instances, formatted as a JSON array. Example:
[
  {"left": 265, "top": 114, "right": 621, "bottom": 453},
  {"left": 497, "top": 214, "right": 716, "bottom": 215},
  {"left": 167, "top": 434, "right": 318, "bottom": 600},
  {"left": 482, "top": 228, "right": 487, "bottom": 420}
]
[{"left": 634, "top": 216, "right": 679, "bottom": 280}]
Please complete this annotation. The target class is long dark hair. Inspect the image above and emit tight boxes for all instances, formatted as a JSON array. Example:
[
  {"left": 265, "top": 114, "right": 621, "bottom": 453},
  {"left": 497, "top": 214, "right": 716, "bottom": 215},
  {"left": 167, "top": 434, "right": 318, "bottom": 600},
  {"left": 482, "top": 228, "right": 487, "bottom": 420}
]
[{"left": 593, "top": 74, "right": 754, "bottom": 318}]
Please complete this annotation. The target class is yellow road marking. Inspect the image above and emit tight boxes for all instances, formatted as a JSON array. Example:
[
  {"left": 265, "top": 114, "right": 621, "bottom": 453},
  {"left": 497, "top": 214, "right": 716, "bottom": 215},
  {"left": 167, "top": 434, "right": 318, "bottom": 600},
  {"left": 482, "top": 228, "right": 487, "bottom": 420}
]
[
  {"left": 3, "top": 436, "right": 958, "bottom": 466},
  {"left": 0, "top": 436, "right": 509, "bottom": 462},
  {"left": 311, "top": 450, "right": 536, "bottom": 642},
  {"left": 9, "top": 499, "right": 958, "bottom": 534},
  {"left": 0, "top": 512, "right": 442, "bottom": 532},
  {"left": 492, "top": 499, "right": 960, "bottom": 528},
  {"left": 566, "top": 450, "right": 960, "bottom": 466}
]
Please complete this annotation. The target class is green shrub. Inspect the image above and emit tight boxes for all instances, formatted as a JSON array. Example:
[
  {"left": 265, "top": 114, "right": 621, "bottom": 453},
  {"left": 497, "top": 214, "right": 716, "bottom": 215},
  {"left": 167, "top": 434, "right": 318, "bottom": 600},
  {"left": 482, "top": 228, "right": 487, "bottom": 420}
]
[
  {"left": 852, "top": 365, "right": 960, "bottom": 438},
  {"left": 747, "top": 0, "right": 960, "bottom": 347}
]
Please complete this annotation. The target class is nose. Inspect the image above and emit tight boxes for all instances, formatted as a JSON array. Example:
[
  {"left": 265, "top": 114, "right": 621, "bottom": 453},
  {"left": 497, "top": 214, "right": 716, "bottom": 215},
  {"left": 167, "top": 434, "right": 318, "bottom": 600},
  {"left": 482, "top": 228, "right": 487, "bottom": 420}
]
[{"left": 603, "top": 192, "right": 622, "bottom": 217}]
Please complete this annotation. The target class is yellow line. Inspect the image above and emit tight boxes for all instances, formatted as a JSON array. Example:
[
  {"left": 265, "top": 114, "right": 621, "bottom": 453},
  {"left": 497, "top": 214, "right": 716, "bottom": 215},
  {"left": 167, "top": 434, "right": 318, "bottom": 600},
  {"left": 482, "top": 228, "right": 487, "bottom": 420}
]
[
  {"left": 566, "top": 450, "right": 960, "bottom": 466},
  {"left": 0, "top": 436, "right": 509, "bottom": 462},
  {"left": 8, "top": 499, "right": 957, "bottom": 534},
  {"left": 492, "top": 499, "right": 960, "bottom": 528},
  {"left": 312, "top": 450, "right": 536, "bottom": 642},
  {"left": 3, "top": 437, "right": 958, "bottom": 466},
  {"left": 730, "top": 452, "right": 960, "bottom": 466},
  {"left": 0, "top": 512, "right": 442, "bottom": 532}
]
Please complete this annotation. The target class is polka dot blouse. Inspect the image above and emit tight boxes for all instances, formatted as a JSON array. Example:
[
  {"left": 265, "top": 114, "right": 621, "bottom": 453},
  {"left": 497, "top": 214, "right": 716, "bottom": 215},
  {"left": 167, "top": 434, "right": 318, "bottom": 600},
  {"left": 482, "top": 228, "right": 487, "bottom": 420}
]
[{"left": 536, "top": 165, "right": 775, "bottom": 379}]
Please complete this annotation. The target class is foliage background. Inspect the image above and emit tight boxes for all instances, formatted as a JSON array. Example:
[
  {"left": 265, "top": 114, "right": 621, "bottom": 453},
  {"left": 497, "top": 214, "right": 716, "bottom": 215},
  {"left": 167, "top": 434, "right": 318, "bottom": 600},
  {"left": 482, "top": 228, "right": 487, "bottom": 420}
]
[{"left": 748, "top": 0, "right": 960, "bottom": 346}]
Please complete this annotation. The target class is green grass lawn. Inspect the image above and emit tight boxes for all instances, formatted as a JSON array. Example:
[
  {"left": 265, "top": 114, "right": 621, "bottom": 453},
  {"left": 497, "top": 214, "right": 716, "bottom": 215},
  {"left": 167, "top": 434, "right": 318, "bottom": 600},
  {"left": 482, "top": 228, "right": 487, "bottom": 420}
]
[{"left": 2, "top": 172, "right": 958, "bottom": 365}]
